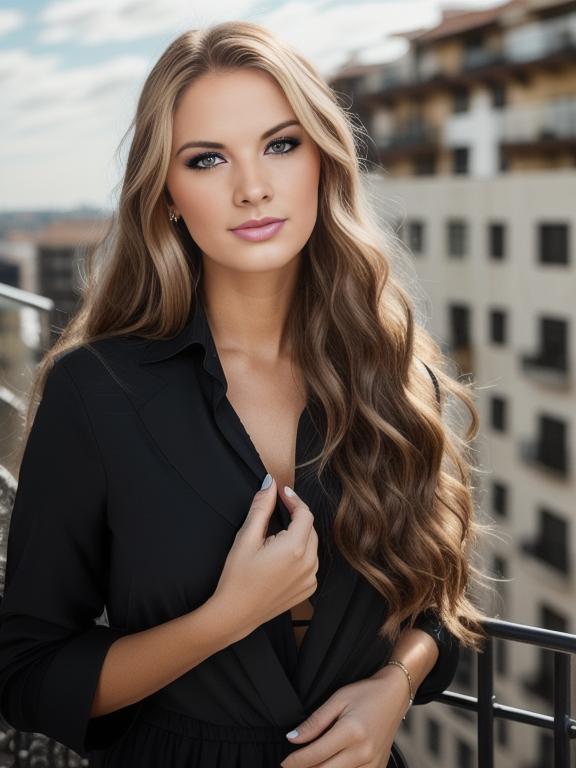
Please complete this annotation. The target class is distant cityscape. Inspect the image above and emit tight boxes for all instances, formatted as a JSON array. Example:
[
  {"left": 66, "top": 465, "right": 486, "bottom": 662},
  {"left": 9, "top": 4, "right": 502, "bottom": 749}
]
[{"left": 0, "top": 207, "right": 111, "bottom": 241}]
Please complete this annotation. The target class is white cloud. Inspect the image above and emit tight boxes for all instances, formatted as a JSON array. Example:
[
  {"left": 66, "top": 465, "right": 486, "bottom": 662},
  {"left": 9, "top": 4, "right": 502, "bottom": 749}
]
[
  {"left": 0, "top": 47, "right": 150, "bottom": 208},
  {"left": 36, "top": 0, "right": 504, "bottom": 60},
  {"left": 0, "top": 8, "right": 25, "bottom": 37},
  {"left": 37, "top": 0, "right": 255, "bottom": 45},
  {"left": 0, "top": 48, "right": 148, "bottom": 137}
]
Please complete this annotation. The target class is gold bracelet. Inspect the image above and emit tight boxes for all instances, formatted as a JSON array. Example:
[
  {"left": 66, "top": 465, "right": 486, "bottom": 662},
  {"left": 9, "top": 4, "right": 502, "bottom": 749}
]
[{"left": 386, "top": 659, "right": 414, "bottom": 719}]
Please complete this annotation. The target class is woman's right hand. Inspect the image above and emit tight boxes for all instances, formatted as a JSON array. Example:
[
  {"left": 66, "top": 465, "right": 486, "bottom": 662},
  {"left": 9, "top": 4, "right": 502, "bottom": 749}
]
[{"left": 211, "top": 476, "right": 319, "bottom": 637}]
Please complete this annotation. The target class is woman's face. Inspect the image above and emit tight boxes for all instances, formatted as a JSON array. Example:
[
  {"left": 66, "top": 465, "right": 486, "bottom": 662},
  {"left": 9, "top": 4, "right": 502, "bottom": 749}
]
[{"left": 165, "top": 68, "right": 321, "bottom": 275}]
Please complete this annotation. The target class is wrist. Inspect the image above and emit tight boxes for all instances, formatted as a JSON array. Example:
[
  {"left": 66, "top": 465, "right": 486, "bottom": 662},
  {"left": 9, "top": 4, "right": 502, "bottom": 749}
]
[
  {"left": 203, "top": 590, "right": 257, "bottom": 645},
  {"left": 204, "top": 590, "right": 258, "bottom": 645},
  {"left": 369, "top": 664, "right": 413, "bottom": 721}
]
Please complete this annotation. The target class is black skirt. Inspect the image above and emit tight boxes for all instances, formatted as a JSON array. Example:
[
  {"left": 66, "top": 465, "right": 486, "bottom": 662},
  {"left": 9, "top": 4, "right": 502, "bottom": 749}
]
[{"left": 89, "top": 700, "right": 409, "bottom": 767}]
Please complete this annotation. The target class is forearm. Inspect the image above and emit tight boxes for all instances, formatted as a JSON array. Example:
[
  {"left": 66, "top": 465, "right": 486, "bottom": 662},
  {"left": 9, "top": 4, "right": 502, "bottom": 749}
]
[
  {"left": 369, "top": 627, "right": 440, "bottom": 705},
  {"left": 90, "top": 595, "right": 248, "bottom": 718}
]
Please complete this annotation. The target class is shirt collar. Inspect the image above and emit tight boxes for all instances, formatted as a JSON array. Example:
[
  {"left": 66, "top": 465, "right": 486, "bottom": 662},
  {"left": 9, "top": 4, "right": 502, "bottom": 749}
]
[{"left": 140, "top": 291, "right": 216, "bottom": 366}]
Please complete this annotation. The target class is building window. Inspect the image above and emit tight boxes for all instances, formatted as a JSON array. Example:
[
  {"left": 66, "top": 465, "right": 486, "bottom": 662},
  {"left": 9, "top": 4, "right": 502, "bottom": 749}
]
[
  {"left": 414, "top": 154, "right": 436, "bottom": 175},
  {"left": 447, "top": 219, "right": 468, "bottom": 257},
  {"left": 407, "top": 219, "right": 425, "bottom": 254},
  {"left": 493, "top": 554, "right": 508, "bottom": 611},
  {"left": 490, "top": 395, "right": 508, "bottom": 432},
  {"left": 491, "top": 82, "right": 507, "bottom": 109},
  {"left": 535, "top": 732, "right": 554, "bottom": 767},
  {"left": 456, "top": 739, "right": 474, "bottom": 768},
  {"left": 522, "top": 316, "right": 570, "bottom": 374},
  {"left": 538, "top": 222, "right": 570, "bottom": 265},
  {"left": 523, "top": 508, "right": 570, "bottom": 575},
  {"left": 488, "top": 222, "right": 506, "bottom": 259},
  {"left": 539, "top": 509, "right": 569, "bottom": 574},
  {"left": 492, "top": 481, "right": 508, "bottom": 517},
  {"left": 496, "top": 717, "right": 509, "bottom": 747},
  {"left": 496, "top": 637, "right": 508, "bottom": 676},
  {"left": 449, "top": 303, "right": 471, "bottom": 349},
  {"left": 453, "top": 146, "right": 469, "bottom": 174},
  {"left": 493, "top": 554, "right": 507, "bottom": 579},
  {"left": 538, "top": 414, "right": 568, "bottom": 475},
  {"left": 452, "top": 86, "right": 469, "bottom": 113},
  {"left": 540, "top": 317, "right": 569, "bottom": 371},
  {"left": 426, "top": 717, "right": 442, "bottom": 757},
  {"left": 454, "top": 645, "right": 474, "bottom": 689},
  {"left": 489, "top": 308, "right": 507, "bottom": 344}
]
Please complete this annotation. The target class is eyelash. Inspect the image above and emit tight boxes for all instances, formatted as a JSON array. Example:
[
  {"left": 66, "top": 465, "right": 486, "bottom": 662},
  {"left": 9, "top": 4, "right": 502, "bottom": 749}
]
[{"left": 184, "top": 136, "right": 301, "bottom": 171}]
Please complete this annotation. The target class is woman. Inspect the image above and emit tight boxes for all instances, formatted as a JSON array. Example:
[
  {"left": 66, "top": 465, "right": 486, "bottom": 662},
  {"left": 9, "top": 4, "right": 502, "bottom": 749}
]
[{"left": 0, "top": 20, "right": 490, "bottom": 768}]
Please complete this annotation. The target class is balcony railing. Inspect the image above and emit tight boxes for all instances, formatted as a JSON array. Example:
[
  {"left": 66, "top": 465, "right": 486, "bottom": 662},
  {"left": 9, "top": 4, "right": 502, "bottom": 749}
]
[
  {"left": 499, "top": 98, "right": 576, "bottom": 146},
  {"left": 0, "top": 282, "right": 55, "bottom": 477},
  {"left": 505, "top": 21, "right": 576, "bottom": 65},
  {"left": 430, "top": 617, "right": 576, "bottom": 768},
  {"left": 519, "top": 437, "right": 569, "bottom": 478},
  {"left": 347, "top": 25, "right": 576, "bottom": 101},
  {"left": 376, "top": 122, "right": 440, "bottom": 150},
  {"left": 462, "top": 48, "right": 506, "bottom": 71},
  {"left": 520, "top": 351, "right": 571, "bottom": 389}
]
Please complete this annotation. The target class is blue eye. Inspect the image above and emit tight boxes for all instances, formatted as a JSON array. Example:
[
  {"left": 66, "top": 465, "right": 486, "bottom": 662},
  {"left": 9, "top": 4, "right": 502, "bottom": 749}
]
[{"left": 184, "top": 136, "right": 301, "bottom": 171}]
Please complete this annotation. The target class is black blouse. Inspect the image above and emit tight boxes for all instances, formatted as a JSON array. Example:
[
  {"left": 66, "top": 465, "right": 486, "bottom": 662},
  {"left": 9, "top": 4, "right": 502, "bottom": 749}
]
[{"left": 0, "top": 292, "right": 459, "bottom": 766}]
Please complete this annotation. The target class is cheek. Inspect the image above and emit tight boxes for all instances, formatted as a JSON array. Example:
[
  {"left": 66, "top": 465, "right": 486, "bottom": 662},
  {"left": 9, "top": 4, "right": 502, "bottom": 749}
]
[
  {"left": 171, "top": 175, "right": 221, "bottom": 226},
  {"left": 291, "top": 150, "right": 320, "bottom": 202},
  {"left": 292, "top": 168, "right": 320, "bottom": 223}
]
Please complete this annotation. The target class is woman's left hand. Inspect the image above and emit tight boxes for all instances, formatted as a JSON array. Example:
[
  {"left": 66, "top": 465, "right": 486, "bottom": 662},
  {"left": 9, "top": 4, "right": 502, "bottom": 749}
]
[{"left": 279, "top": 667, "right": 410, "bottom": 768}]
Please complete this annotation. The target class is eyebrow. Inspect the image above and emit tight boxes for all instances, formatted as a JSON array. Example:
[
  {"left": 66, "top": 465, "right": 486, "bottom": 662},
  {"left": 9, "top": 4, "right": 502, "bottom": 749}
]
[{"left": 175, "top": 119, "right": 302, "bottom": 157}]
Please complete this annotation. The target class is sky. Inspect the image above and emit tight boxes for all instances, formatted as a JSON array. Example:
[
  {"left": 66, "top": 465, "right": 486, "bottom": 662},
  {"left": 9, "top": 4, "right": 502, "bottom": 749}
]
[{"left": 0, "top": 0, "right": 499, "bottom": 211}]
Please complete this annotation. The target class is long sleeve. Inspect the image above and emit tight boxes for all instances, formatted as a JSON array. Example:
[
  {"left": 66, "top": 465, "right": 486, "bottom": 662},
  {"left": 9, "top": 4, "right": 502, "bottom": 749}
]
[
  {"left": 409, "top": 608, "right": 460, "bottom": 705},
  {"left": 0, "top": 357, "right": 144, "bottom": 757}
]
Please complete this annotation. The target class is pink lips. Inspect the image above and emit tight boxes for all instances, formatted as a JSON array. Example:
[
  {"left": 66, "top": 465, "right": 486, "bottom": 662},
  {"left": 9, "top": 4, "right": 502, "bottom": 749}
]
[{"left": 231, "top": 219, "right": 286, "bottom": 242}]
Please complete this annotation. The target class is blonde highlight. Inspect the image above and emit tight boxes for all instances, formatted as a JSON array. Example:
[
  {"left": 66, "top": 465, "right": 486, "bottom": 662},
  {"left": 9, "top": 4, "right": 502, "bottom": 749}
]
[{"left": 17, "top": 20, "right": 496, "bottom": 654}]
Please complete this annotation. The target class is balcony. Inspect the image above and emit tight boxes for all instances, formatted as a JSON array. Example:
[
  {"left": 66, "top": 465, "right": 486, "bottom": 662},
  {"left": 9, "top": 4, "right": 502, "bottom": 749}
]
[
  {"left": 375, "top": 122, "right": 440, "bottom": 163},
  {"left": 521, "top": 537, "right": 571, "bottom": 577},
  {"left": 462, "top": 48, "right": 506, "bottom": 71},
  {"left": 519, "top": 436, "right": 569, "bottom": 479},
  {"left": 499, "top": 97, "right": 576, "bottom": 155},
  {"left": 422, "top": 618, "right": 576, "bottom": 768},
  {"left": 350, "top": 29, "right": 576, "bottom": 104},
  {"left": 520, "top": 350, "right": 570, "bottom": 390},
  {"left": 505, "top": 20, "right": 576, "bottom": 65}
]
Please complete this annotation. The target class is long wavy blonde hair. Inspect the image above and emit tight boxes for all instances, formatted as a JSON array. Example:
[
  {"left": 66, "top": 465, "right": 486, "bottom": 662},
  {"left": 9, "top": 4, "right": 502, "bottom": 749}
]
[{"left": 17, "top": 20, "right": 496, "bottom": 652}]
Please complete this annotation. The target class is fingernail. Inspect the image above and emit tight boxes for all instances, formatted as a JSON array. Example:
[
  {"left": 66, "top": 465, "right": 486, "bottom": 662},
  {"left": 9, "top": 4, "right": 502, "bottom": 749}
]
[
  {"left": 261, "top": 473, "right": 272, "bottom": 490},
  {"left": 286, "top": 729, "right": 299, "bottom": 739},
  {"left": 284, "top": 485, "right": 296, "bottom": 497}
]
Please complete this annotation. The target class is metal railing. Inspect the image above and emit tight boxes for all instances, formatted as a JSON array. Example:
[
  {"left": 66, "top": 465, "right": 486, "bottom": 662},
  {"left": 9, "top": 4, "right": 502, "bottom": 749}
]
[{"left": 435, "top": 617, "right": 576, "bottom": 767}]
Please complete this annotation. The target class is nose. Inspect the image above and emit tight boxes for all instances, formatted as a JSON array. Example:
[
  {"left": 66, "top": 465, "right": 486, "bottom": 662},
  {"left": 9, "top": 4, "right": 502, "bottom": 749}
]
[{"left": 233, "top": 163, "right": 273, "bottom": 206}]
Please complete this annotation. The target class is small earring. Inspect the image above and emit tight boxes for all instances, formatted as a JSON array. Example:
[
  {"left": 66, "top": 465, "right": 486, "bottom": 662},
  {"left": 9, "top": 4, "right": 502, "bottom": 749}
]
[{"left": 169, "top": 208, "right": 179, "bottom": 223}]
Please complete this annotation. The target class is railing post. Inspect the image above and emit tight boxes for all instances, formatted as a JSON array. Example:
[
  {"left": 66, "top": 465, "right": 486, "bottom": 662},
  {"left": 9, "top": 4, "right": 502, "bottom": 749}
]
[
  {"left": 477, "top": 635, "right": 494, "bottom": 768},
  {"left": 554, "top": 651, "right": 571, "bottom": 768}
]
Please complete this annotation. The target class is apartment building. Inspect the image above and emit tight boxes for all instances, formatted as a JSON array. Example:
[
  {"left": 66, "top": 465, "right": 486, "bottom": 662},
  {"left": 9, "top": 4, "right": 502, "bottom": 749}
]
[
  {"left": 31, "top": 219, "right": 110, "bottom": 333},
  {"left": 328, "top": 1, "right": 576, "bottom": 766}
]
